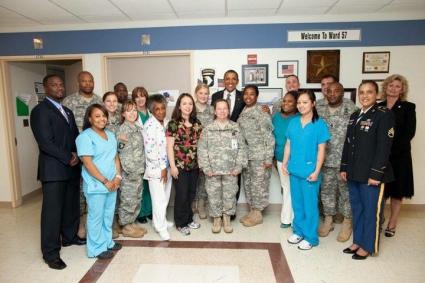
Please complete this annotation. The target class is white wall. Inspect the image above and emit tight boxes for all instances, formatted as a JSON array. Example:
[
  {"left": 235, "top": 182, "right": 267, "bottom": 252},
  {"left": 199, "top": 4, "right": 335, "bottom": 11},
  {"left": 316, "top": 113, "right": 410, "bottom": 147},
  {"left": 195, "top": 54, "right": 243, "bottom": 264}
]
[
  {"left": 64, "top": 61, "right": 83, "bottom": 95},
  {"left": 191, "top": 46, "right": 425, "bottom": 204},
  {"left": 1, "top": 46, "right": 424, "bottom": 204}
]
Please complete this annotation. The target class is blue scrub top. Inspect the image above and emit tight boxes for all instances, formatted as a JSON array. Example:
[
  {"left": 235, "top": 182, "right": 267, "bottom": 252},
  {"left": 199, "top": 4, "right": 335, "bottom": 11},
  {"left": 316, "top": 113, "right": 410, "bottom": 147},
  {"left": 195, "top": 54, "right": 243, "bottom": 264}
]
[
  {"left": 76, "top": 128, "right": 118, "bottom": 194},
  {"left": 272, "top": 112, "right": 299, "bottom": 162},
  {"left": 286, "top": 116, "right": 330, "bottom": 178}
]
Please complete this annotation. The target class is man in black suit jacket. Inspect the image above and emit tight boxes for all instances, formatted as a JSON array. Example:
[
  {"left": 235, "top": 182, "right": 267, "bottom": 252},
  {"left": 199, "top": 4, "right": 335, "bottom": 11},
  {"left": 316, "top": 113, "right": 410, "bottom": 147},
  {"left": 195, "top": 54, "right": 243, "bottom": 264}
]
[
  {"left": 211, "top": 70, "right": 245, "bottom": 122},
  {"left": 30, "top": 74, "right": 85, "bottom": 270}
]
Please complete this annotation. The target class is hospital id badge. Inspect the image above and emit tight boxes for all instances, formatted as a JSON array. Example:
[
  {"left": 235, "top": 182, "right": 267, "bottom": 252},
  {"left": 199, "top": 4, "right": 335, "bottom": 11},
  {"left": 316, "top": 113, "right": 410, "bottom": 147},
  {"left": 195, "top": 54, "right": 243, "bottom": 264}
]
[{"left": 231, "top": 139, "right": 238, "bottom": 149}]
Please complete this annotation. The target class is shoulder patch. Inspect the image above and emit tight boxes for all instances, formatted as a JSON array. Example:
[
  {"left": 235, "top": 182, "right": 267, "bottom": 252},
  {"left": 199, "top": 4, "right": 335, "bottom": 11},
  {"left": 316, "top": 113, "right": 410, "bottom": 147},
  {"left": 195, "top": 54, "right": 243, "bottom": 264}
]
[
  {"left": 388, "top": 127, "right": 394, "bottom": 138},
  {"left": 118, "top": 142, "right": 126, "bottom": 149}
]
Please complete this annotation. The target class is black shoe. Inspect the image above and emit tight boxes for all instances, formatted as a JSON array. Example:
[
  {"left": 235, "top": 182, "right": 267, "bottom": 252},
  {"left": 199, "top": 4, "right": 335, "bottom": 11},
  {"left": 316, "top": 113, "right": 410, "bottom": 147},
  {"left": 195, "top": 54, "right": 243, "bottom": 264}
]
[
  {"left": 108, "top": 243, "right": 122, "bottom": 251},
  {"left": 45, "top": 258, "right": 67, "bottom": 270},
  {"left": 230, "top": 214, "right": 236, "bottom": 221},
  {"left": 62, "top": 236, "right": 86, "bottom": 247},
  {"left": 147, "top": 214, "right": 153, "bottom": 220},
  {"left": 343, "top": 247, "right": 359, "bottom": 254},
  {"left": 97, "top": 250, "right": 115, "bottom": 260},
  {"left": 137, "top": 217, "right": 147, "bottom": 224},
  {"left": 352, "top": 253, "right": 369, "bottom": 260}
]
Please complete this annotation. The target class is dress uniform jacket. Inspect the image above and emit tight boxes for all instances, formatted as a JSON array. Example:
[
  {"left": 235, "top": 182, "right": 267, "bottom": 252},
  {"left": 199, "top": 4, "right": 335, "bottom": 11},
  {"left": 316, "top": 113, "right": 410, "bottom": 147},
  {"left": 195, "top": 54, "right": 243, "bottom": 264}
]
[{"left": 340, "top": 104, "right": 395, "bottom": 183}]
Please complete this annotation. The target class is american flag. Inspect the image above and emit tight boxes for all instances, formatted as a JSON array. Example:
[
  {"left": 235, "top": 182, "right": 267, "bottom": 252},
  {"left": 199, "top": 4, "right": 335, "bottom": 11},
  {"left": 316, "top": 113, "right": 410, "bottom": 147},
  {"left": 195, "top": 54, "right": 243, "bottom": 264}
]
[{"left": 281, "top": 64, "right": 294, "bottom": 76}]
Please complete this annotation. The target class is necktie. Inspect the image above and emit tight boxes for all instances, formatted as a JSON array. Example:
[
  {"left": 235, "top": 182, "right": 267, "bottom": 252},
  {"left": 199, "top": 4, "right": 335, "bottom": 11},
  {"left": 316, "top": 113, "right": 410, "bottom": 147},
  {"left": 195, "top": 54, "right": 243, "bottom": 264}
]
[
  {"left": 356, "top": 112, "right": 364, "bottom": 124},
  {"left": 226, "top": 92, "right": 231, "bottom": 109},
  {"left": 59, "top": 106, "right": 69, "bottom": 123}
]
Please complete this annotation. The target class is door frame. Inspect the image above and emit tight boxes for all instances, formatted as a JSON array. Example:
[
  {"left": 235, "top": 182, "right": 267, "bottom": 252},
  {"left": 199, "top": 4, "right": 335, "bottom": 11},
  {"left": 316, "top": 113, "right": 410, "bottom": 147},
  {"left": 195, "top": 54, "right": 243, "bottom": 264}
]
[{"left": 0, "top": 55, "right": 83, "bottom": 208}]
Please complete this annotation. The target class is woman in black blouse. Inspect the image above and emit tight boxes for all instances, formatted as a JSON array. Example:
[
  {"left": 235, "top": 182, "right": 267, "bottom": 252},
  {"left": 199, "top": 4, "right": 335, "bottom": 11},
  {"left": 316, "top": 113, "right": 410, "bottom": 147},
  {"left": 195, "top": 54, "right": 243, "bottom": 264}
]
[{"left": 378, "top": 74, "right": 416, "bottom": 237}]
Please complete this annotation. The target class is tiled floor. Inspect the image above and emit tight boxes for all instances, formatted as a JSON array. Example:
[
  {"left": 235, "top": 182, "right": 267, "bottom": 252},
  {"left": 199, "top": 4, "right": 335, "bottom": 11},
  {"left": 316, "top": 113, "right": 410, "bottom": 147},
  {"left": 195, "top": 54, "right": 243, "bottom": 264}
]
[{"left": 0, "top": 194, "right": 424, "bottom": 283}]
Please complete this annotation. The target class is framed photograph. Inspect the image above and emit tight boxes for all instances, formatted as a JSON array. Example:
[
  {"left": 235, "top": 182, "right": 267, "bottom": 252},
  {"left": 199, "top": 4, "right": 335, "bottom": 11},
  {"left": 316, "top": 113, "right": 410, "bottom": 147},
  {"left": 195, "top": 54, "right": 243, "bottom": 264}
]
[
  {"left": 258, "top": 88, "right": 283, "bottom": 106},
  {"left": 302, "top": 88, "right": 356, "bottom": 103},
  {"left": 362, "top": 52, "right": 390, "bottom": 73},
  {"left": 241, "top": 64, "right": 269, "bottom": 87},
  {"left": 307, "top": 50, "right": 340, "bottom": 83},
  {"left": 277, "top": 60, "right": 298, "bottom": 78}
]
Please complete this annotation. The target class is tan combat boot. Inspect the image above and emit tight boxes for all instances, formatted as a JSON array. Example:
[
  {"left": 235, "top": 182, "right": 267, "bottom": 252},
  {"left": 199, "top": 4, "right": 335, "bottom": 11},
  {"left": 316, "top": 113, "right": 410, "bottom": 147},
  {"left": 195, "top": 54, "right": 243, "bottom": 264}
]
[
  {"left": 212, "top": 217, "right": 222, "bottom": 233},
  {"left": 122, "top": 224, "right": 145, "bottom": 238},
  {"left": 223, "top": 214, "right": 233, "bottom": 233},
  {"left": 337, "top": 218, "right": 352, "bottom": 242},
  {"left": 132, "top": 223, "right": 147, "bottom": 235},
  {"left": 112, "top": 216, "right": 121, "bottom": 239},
  {"left": 197, "top": 199, "right": 208, "bottom": 219},
  {"left": 242, "top": 209, "right": 263, "bottom": 227},
  {"left": 318, "top": 216, "right": 334, "bottom": 237},
  {"left": 192, "top": 200, "right": 198, "bottom": 214},
  {"left": 239, "top": 207, "right": 252, "bottom": 223},
  {"left": 77, "top": 214, "right": 87, "bottom": 239}
]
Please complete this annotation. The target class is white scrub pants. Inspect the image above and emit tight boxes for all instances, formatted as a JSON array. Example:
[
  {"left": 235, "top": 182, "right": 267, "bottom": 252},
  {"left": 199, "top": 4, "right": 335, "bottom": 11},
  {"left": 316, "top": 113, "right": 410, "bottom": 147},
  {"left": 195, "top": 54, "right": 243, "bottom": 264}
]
[
  {"left": 147, "top": 170, "right": 172, "bottom": 233},
  {"left": 277, "top": 161, "right": 293, "bottom": 225}
]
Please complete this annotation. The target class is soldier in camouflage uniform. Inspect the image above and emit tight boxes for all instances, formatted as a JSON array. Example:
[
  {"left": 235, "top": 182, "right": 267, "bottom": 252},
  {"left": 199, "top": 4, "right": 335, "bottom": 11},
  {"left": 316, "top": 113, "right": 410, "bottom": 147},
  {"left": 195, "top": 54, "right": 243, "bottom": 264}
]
[
  {"left": 117, "top": 101, "right": 146, "bottom": 238},
  {"left": 237, "top": 85, "right": 275, "bottom": 227},
  {"left": 198, "top": 99, "right": 247, "bottom": 233},
  {"left": 194, "top": 84, "right": 214, "bottom": 219},
  {"left": 103, "top": 91, "right": 121, "bottom": 135},
  {"left": 316, "top": 82, "right": 357, "bottom": 242},
  {"left": 62, "top": 71, "right": 102, "bottom": 238},
  {"left": 102, "top": 91, "right": 122, "bottom": 238}
]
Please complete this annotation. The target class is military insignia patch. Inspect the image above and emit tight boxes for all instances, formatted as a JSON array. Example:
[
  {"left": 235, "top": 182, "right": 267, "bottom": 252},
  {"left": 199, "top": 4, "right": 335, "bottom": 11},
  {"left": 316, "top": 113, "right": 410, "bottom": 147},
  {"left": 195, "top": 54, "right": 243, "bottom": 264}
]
[
  {"left": 388, "top": 127, "right": 394, "bottom": 138},
  {"left": 119, "top": 142, "right": 126, "bottom": 149}
]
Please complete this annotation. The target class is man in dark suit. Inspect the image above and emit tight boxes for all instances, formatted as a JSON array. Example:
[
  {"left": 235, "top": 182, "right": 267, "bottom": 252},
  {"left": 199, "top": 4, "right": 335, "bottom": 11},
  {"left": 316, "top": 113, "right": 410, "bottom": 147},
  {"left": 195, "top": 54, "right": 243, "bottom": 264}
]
[
  {"left": 211, "top": 70, "right": 245, "bottom": 122},
  {"left": 30, "top": 74, "right": 85, "bottom": 270},
  {"left": 211, "top": 70, "right": 245, "bottom": 220}
]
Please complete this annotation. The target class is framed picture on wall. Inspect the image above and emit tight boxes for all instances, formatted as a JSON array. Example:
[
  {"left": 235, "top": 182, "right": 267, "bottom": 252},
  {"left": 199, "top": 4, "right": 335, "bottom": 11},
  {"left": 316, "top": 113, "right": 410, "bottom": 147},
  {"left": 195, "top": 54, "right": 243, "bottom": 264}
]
[
  {"left": 241, "top": 64, "right": 269, "bottom": 87},
  {"left": 277, "top": 60, "right": 298, "bottom": 78},
  {"left": 258, "top": 88, "right": 283, "bottom": 106},
  {"left": 362, "top": 52, "right": 390, "bottom": 73},
  {"left": 306, "top": 50, "right": 340, "bottom": 83}
]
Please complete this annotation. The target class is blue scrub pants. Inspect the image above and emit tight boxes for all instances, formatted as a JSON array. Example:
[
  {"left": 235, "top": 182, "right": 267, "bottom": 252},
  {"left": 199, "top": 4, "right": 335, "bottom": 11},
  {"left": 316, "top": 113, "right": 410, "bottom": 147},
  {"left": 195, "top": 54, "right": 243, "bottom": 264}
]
[
  {"left": 348, "top": 181, "right": 385, "bottom": 254},
  {"left": 290, "top": 175, "right": 321, "bottom": 246},
  {"left": 85, "top": 191, "right": 117, "bottom": 257}
]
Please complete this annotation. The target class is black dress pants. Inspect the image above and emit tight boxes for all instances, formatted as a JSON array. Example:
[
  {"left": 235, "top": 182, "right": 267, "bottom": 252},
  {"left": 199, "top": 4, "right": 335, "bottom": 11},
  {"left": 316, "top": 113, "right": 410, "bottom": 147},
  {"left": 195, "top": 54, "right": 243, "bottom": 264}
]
[
  {"left": 173, "top": 169, "right": 199, "bottom": 228},
  {"left": 41, "top": 179, "right": 80, "bottom": 262}
]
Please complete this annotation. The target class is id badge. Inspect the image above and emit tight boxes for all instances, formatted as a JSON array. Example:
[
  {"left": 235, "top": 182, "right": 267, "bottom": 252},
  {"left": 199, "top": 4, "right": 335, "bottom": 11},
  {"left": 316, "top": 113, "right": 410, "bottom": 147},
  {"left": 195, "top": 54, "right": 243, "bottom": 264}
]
[{"left": 231, "top": 139, "right": 238, "bottom": 149}]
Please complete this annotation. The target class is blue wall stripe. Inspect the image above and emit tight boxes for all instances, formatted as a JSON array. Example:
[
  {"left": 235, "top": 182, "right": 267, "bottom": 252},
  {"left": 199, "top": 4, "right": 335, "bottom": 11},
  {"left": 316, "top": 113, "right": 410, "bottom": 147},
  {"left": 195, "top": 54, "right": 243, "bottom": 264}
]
[{"left": 0, "top": 20, "right": 424, "bottom": 56}]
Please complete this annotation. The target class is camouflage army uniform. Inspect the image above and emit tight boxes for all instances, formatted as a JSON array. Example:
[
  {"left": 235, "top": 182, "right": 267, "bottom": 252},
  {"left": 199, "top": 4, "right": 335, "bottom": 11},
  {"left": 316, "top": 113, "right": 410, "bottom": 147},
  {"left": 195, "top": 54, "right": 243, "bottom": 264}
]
[
  {"left": 62, "top": 92, "right": 103, "bottom": 132},
  {"left": 195, "top": 102, "right": 214, "bottom": 202},
  {"left": 198, "top": 120, "right": 247, "bottom": 217},
  {"left": 317, "top": 98, "right": 357, "bottom": 218},
  {"left": 238, "top": 105, "right": 275, "bottom": 211},
  {"left": 272, "top": 98, "right": 282, "bottom": 115},
  {"left": 117, "top": 121, "right": 145, "bottom": 226},
  {"left": 105, "top": 111, "right": 121, "bottom": 135},
  {"left": 63, "top": 92, "right": 103, "bottom": 215}
]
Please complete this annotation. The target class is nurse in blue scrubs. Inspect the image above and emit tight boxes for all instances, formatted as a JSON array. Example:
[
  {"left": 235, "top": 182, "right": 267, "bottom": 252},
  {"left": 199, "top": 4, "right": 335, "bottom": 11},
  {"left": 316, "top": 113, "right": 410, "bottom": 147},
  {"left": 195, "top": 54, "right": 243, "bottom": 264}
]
[
  {"left": 282, "top": 90, "right": 330, "bottom": 250},
  {"left": 76, "top": 104, "right": 123, "bottom": 259}
]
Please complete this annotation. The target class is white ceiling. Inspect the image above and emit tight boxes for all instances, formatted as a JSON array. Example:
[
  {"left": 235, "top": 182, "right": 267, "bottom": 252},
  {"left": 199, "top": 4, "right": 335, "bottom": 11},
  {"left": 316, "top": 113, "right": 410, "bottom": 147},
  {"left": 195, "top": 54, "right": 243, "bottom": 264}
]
[{"left": 0, "top": 0, "right": 424, "bottom": 32}]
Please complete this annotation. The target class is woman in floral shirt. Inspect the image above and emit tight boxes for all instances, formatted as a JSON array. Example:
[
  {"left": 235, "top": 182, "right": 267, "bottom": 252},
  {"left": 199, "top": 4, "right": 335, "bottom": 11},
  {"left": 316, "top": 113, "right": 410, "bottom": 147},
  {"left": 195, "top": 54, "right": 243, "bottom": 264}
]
[{"left": 166, "top": 93, "right": 203, "bottom": 236}]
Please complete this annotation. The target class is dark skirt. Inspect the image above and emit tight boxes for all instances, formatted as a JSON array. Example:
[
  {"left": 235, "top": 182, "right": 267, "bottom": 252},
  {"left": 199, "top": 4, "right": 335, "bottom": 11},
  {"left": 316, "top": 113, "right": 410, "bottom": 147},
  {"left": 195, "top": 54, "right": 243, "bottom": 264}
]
[{"left": 385, "top": 153, "right": 414, "bottom": 199}]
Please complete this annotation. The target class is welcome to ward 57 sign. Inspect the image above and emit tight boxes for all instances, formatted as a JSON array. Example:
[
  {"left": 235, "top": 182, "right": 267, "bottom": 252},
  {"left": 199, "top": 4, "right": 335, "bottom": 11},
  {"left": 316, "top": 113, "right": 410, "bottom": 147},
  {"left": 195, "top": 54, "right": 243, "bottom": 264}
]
[{"left": 287, "top": 29, "right": 361, "bottom": 42}]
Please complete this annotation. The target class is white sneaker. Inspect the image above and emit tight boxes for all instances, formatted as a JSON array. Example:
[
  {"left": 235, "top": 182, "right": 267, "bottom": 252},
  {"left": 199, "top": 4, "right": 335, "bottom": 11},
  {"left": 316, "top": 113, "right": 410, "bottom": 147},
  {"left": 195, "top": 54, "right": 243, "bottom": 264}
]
[
  {"left": 298, "top": 240, "right": 313, "bottom": 250},
  {"left": 167, "top": 221, "right": 174, "bottom": 229},
  {"left": 159, "top": 230, "right": 170, "bottom": 241},
  {"left": 188, "top": 221, "right": 201, "bottom": 229},
  {"left": 287, "top": 234, "right": 303, "bottom": 244}
]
